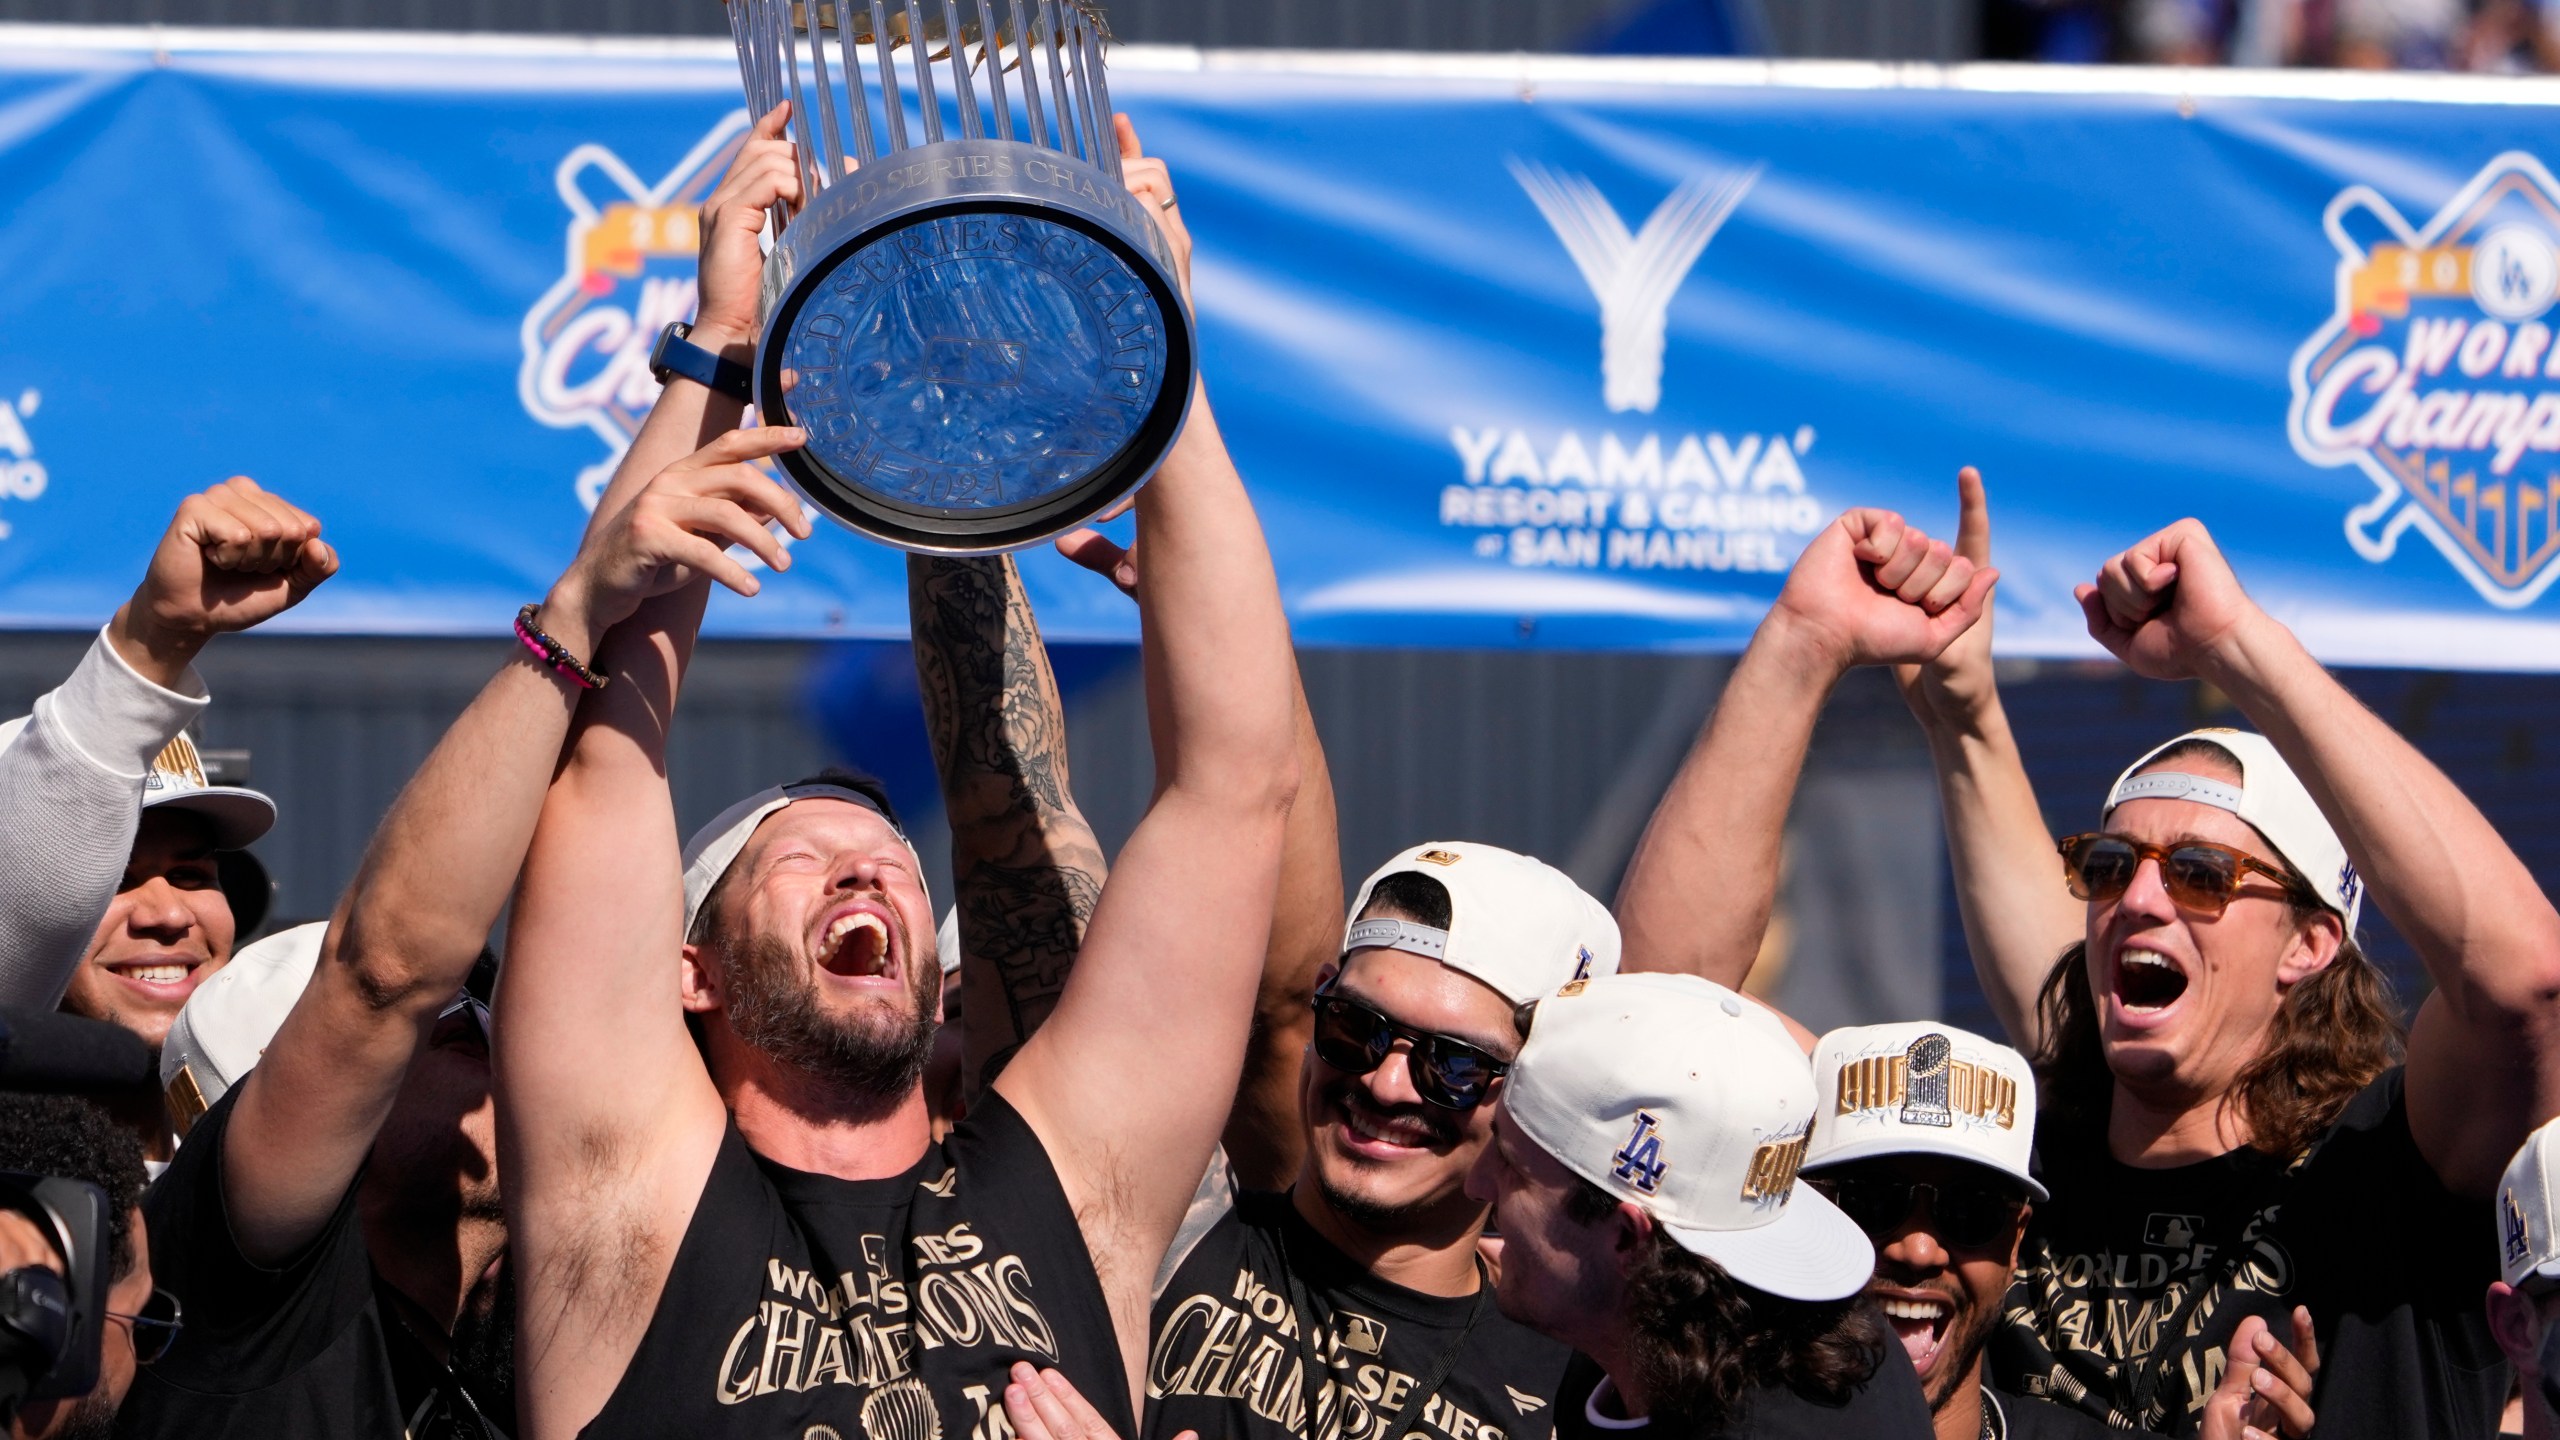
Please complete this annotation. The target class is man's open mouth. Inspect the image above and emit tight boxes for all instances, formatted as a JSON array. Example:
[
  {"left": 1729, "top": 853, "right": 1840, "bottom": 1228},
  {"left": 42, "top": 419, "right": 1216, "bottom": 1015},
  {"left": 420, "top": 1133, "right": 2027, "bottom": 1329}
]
[
  {"left": 1879, "top": 1293, "right": 1955, "bottom": 1376},
  {"left": 2112, "top": 946, "right": 2190, "bottom": 1012},
  {"left": 816, "top": 909, "right": 896, "bottom": 979}
]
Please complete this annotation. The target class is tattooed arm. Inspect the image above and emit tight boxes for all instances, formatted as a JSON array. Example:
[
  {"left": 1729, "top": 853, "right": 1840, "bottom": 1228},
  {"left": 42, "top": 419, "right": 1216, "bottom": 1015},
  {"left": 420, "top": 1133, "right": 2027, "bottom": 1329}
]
[{"left": 908, "top": 553, "right": 1110, "bottom": 1095}]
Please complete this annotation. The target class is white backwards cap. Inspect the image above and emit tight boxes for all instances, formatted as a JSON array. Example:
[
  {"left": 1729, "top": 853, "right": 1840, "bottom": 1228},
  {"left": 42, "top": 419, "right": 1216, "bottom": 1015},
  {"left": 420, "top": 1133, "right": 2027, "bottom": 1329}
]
[
  {"left": 2500, "top": 1114, "right": 2560, "bottom": 1289},
  {"left": 160, "top": 921, "right": 325, "bottom": 1136},
  {"left": 1804, "top": 1021, "right": 2045, "bottom": 1201},
  {"left": 1504, "top": 972, "right": 1872, "bottom": 1302},
  {"left": 1341, "top": 842, "right": 1619, "bottom": 1007},
  {"left": 682, "top": 779, "right": 927, "bottom": 940},
  {"left": 2104, "top": 728, "right": 2363, "bottom": 931}
]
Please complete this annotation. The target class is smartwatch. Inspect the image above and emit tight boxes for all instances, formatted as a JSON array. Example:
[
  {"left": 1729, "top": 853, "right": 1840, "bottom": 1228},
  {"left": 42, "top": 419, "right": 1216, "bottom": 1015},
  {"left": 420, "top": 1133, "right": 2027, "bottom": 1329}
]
[{"left": 648, "top": 322, "right": 755, "bottom": 403}]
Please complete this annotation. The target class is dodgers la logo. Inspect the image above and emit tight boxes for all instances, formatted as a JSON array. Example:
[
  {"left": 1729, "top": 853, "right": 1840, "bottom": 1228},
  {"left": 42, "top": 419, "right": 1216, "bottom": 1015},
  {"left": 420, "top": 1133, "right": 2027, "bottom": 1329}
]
[
  {"left": 2508, "top": 1188, "right": 2535, "bottom": 1266},
  {"left": 1612, "top": 1110, "right": 1668, "bottom": 1194},
  {"left": 2290, "top": 152, "right": 2560, "bottom": 608},
  {"left": 1513, "top": 160, "right": 1759, "bottom": 415},
  {"left": 520, "top": 114, "right": 751, "bottom": 509}
]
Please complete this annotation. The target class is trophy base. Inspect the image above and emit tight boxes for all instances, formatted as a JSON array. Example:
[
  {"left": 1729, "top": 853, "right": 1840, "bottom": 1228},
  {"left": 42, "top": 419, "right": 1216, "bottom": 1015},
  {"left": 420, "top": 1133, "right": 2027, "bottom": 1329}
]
[{"left": 756, "top": 139, "right": 1196, "bottom": 555}]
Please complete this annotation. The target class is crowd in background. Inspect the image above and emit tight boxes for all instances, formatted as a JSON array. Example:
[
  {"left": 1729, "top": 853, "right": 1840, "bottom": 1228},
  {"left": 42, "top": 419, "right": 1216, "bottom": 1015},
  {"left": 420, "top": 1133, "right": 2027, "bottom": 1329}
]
[{"left": 1986, "top": 0, "right": 2560, "bottom": 68}]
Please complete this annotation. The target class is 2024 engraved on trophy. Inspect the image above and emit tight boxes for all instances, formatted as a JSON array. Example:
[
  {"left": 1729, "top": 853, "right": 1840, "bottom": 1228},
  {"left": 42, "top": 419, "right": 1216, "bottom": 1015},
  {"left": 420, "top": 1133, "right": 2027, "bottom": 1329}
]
[{"left": 725, "top": 0, "right": 1193, "bottom": 552}]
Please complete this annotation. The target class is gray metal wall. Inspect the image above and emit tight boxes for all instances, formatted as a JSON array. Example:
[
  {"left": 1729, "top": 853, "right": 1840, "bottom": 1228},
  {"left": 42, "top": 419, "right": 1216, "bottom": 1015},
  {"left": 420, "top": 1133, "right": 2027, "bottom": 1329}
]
[{"left": 0, "top": 0, "right": 1980, "bottom": 60}]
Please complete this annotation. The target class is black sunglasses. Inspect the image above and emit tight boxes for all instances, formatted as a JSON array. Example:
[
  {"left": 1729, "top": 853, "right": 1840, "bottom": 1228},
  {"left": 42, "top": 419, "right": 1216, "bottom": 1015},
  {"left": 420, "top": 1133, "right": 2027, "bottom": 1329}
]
[
  {"left": 1311, "top": 992, "right": 1510, "bottom": 1112},
  {"left": 109, "top": 1286, "right": 183, "bottom": 1365},
  {"left": 1805, "top": 1175, "right": 2025, "bottom": 1250}
]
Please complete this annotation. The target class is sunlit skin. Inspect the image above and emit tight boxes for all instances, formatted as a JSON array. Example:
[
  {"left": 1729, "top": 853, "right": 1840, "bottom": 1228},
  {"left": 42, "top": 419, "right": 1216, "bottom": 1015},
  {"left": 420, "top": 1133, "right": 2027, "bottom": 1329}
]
[
  {"left": 1466, "top": 1106, "right": 1645, "bottom": 1399},
  {"left": 2486, "top": 1280, "right": 2560, "bottom": 1440},
  {"left": 63, "top": 811, "right": 235, "bottom": 1053},
  {"left": 1292, "top": 943, "right": 1518, "bottom": 1296},
  {"left": 12, "top": 1208, "right": 150, "bottom": 1440},
  {"left": 2084, "top": 755, "right": 2341, "bottom": 1164},
  {"left": 679, "top": 799, "right": 943, "bottom": 1171},
  {"left": 1822, "top": 1156, "right": 2025, "bottom": 1440}
]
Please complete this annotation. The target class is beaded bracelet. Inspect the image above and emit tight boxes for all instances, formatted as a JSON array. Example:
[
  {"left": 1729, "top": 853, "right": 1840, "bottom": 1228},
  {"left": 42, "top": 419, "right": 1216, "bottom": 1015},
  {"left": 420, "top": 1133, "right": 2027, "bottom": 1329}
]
[{"left": 514, "top": 603, "right": 608, "bottom": 691}]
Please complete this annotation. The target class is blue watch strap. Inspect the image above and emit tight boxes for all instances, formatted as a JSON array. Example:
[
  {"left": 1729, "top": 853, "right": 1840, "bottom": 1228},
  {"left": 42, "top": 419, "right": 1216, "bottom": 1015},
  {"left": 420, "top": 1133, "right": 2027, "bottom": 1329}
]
[{"left": 649, "top": 322, "right": 754, "bottom": 403}]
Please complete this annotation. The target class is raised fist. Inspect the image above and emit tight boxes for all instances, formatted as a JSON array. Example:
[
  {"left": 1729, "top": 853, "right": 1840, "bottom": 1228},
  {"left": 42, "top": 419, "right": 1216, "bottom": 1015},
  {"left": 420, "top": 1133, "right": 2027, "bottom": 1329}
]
[
  {"left": 1769, "top": 503, "right": 1995, "bottom": 673},
  {"left": 117, "top": 477, "right": 337, "bottom": 672},
  {"left": 2077, "top": 518, "right": 2260, "bottom": 681}
]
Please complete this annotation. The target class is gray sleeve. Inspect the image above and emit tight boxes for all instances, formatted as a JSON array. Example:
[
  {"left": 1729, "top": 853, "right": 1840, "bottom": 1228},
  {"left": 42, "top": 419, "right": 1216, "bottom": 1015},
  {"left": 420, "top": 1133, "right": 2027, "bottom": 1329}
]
[{"left": 0, "top": 628, "right": 208, "bottom": 1008}]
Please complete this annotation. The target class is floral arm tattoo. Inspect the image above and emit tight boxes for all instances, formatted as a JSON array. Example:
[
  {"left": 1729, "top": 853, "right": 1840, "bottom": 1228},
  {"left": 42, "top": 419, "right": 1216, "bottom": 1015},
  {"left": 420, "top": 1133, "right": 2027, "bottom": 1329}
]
[{"left": 908, "top": 554, "right": 1112, "bottom": 1094}]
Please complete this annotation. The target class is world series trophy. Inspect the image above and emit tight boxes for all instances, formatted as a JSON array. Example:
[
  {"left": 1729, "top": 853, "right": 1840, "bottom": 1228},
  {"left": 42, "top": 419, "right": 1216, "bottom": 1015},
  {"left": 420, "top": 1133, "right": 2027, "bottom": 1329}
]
[{"left": 713, "top": 0, "right": 1194, "bottom": 553}]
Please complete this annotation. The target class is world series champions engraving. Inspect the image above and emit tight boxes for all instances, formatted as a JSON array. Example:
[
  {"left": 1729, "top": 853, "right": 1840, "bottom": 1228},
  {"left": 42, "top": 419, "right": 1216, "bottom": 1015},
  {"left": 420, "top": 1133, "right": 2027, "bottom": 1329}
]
[{"left": 726, "top": 0, "right": 1193, "bottom": 551}]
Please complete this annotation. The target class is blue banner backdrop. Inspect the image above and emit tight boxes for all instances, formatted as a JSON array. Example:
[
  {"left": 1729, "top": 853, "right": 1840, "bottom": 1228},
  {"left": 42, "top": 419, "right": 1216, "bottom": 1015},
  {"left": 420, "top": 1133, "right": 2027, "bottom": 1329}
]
[{"left": 5, "top": 30, "right": 2560, "bottom": 665}]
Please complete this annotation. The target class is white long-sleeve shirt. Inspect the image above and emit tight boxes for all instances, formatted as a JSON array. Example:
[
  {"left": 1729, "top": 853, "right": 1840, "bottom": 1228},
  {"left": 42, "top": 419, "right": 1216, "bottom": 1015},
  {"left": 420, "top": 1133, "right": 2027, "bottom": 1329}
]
[{"left": 0, "top": 627, "right": 208, "bottom": 1007}]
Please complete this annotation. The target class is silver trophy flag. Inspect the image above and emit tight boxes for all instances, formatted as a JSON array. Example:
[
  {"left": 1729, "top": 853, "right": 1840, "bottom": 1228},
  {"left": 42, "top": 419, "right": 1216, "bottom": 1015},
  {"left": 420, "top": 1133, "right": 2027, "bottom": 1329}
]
[{"left": 723, "top": 0, "right": 1193, "bottom": 552}]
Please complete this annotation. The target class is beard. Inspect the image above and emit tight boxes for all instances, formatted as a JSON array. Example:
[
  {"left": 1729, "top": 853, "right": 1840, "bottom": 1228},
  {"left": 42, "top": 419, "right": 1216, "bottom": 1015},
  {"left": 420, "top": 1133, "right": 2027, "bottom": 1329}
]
[
  {"left": 448, "top": 1260, "right": 517, "bottom": 1429},
  {"left": 1915, "top": 1291, "right": 1999, "bottom": 1414},
  {"left": 722, "top": 925, "right": 938, "bottom": 1103},
  {"left": 36, "top": 1387, "right": 121, "bottom": 1440}
]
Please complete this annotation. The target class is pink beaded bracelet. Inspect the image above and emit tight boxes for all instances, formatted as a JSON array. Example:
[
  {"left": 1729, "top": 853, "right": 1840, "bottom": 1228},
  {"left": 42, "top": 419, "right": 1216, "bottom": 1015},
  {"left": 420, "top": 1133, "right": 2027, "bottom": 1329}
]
[{"left": 514, "top": 604, "right": 607, "bottom": 691}]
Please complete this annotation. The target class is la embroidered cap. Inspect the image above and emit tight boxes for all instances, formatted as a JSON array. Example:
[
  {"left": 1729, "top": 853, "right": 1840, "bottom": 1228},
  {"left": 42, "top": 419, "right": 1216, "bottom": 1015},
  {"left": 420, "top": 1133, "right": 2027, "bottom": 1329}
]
[
  {"left": 0, "top": 720, "right": 275, "bottom": 849},
  {"left": 2499, "top": 1114, "right": 2560, "bottom": 1288},
  {"left": 160, "top": 921, "right": 325, "bottom": 1137},
  {"left": 1503, "top": 972, "right": 1872, "bottom": 1302},
  {"left": 681, "top": 777, "right": 927, "bottom": 940},
  {"left": 1342, "top": 842, "right": 1619, "bottom": 1007},
  {"left": 2104, "top": 728, "right": 2361, "bottom": 931},
  {"left": 1803, "top": 1021, "right": 2046, "bottom": 1201}
]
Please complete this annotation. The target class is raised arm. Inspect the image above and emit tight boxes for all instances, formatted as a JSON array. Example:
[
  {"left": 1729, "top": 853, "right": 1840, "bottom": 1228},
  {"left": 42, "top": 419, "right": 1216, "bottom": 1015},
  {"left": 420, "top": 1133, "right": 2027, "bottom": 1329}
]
[
  {"left": 2080, "top": 518, "right": 2560, "bottom": 1195},
  {"left": 992, "top": 374, "right": 1298, "bottom": 1384},
  {"left": 1225, "top": 683, "right": 1338, "bottom": 1190},
  {"left": 1614, "top": 494, "right": 1996, "bottom": 1012},
  {"left": 0, "top": 480, "right": 333, "bottom": 1005},
  {"left": 216, "top": 447, "right": 765, "bottom": 1262},
  {"left": 908, "top": 552, "right": 1112, "bottom": 1096},
  {"left": 1891, "top": 470, "right": 2085, "bottom": 1052},
  {"left": 1052, "top": 525, "right": 1343, "bottom": 1192},
  {"left": 498, "top": 427, "right": 811, "bottom": 1439}
]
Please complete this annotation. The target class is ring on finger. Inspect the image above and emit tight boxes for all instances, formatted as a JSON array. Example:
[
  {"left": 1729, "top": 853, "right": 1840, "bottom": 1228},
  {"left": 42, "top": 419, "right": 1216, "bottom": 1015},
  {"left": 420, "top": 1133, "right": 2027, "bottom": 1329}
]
[{"left": 1159, "top": 194, "right": 1177, "bottom": 211}]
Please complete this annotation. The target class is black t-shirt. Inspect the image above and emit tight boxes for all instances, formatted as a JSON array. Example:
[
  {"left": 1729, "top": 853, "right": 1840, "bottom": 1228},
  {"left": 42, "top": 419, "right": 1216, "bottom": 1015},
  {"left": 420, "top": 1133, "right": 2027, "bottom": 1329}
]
[
  {"left": 1987, "top": 1384, "right": 2118, "bottom": 1440},
  {"left": 1145, "top": 1189, "right": 1571, "bottom": 1440},
  {"left": 1991, "top": 1066, "right": 2507, "bottom": 1438},
  {"left": 1550, "top": 1346, "right": 1931, "bottom": 1439},
  {"left": 116, "top": 1087, "right": 505, "bottom": 1439},
  {"left": 578, "top": 1089, "right": 1130, "bottom": 1439}
]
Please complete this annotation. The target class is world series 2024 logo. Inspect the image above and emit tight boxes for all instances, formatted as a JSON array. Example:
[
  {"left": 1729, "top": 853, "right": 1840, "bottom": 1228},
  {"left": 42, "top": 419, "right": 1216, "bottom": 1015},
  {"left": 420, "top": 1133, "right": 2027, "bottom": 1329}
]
[
  {"left": 519, "top": 114, "right": 749, "bottom": 510},
  {"left": 2290, "top": 151, "right": 2560, "bottom": 609}
]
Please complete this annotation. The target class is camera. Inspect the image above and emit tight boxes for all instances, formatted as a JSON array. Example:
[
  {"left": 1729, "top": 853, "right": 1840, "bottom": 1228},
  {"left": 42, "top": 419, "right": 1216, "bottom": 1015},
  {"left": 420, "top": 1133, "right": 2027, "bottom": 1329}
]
[
  {"left": 0, "top": 1009, "right": 153, "bottom": 1426},
  {"left": 0, "top": 1175, "right": 108, "bottom": 1419}
]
